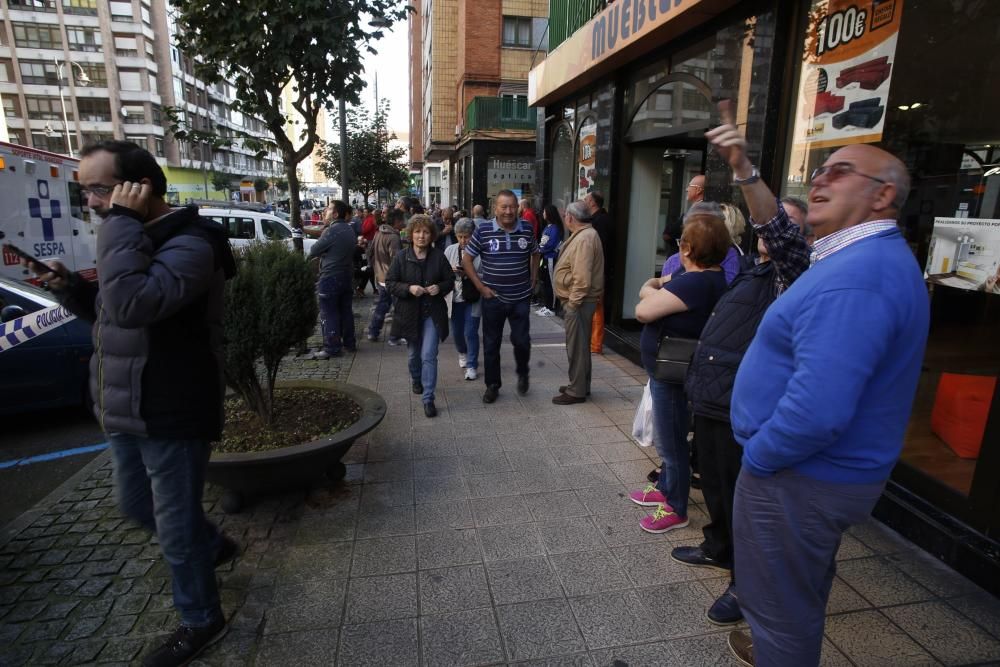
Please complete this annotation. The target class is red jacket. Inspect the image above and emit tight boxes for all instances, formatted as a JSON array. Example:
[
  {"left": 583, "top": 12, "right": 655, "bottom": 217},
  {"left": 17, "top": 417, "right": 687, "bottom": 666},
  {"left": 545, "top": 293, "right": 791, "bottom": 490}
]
[
  {"left": 361, "top": 215, "right": 378, "bottom": 241},
  {"left": 522, "top": 208, "right": 540, "bottom": 240}
]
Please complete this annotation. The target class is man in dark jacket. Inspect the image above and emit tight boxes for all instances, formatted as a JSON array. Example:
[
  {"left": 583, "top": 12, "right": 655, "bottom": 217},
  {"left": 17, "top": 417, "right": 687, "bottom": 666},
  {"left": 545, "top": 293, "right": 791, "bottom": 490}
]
[
  {"left": 584, "top": 191, "right": 613, "bottom": 353},
  {"left": 28, "top": 141, "right": 236, "bottom": 667},
  {"left": 309, "top": 200, "right": 358, "bottom": 358}
]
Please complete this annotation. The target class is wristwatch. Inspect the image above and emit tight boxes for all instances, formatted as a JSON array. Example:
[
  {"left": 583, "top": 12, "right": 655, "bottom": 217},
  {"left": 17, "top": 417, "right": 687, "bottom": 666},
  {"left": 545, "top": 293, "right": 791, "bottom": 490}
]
[{"left": 732, "top": 166, "right": 760, "bottom": 186}]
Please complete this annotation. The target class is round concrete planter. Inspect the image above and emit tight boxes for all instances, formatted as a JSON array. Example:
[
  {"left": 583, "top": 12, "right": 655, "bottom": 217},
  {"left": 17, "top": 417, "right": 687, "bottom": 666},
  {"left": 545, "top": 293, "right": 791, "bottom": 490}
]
[{"left": 207, "top": 380, "right": 385, "bottom": 513}]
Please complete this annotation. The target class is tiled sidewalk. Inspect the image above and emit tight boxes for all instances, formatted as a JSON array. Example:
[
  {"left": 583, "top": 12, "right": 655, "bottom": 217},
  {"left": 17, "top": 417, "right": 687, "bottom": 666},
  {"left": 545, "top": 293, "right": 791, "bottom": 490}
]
[{"left": 1, "top": 298, "right": 999, "bottom": 666}]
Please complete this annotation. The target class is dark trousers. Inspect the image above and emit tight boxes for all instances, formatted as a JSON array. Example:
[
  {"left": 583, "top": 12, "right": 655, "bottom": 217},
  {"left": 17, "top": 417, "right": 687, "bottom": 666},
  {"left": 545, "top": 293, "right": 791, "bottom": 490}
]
[
  {"left": 318, "top": 271, "right": 356, "bottom": 353},
  {"left": 733, "top": 469, "right": 884, "bottom": 666},
  {"left": 368, "top": 284, "right": 394, "bottom": 339},
  {"left": 539, "top": 257, "right": 557, "bottom": 311},
  {"left": 694, "top": 415, "right": 743, "bottom": 576},
  {"left": 481, "top": 296, "right": 531, "bottom": 389}
]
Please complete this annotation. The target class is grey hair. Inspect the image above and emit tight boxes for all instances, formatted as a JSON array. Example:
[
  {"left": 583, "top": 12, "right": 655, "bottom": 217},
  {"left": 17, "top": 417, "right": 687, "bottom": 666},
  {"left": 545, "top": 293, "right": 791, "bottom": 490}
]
[
  {"left": 881, "top": 159, "right": 911, "bottom": 210},
  {"left": 454, "top": 217, "right": 476, "bottom": 236},
  {"left": 565, "top": 200, "right": 591, "bottom": 222},
  {"left": 684, "top": 201, "right": 724, "bottom": 222},
  {"left": 472, "top": 205, "right": 486, "bottom": 218},
  {"left": 780, "top": 196, "right": 808, "bottom": 215}
]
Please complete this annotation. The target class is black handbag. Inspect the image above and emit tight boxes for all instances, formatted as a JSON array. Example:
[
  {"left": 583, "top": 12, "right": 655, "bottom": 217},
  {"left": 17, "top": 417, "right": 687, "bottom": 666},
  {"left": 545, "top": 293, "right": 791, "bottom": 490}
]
[
  {"left": 459, "top": 248, "right": 480, "bottom": 303},
  {"left": 653, "top": 334, "right": 698, "bottom": 384}
]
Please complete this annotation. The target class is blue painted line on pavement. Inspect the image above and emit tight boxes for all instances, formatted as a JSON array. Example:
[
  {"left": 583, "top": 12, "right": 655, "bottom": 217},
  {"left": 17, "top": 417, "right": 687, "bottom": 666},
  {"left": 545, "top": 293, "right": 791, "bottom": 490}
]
[{"left": 0, "top": 442, "right": 109, "bottom": 470}]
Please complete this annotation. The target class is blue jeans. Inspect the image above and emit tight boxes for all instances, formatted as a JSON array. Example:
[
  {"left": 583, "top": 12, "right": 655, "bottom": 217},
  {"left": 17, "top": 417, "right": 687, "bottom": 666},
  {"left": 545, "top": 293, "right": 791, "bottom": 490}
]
[
  {"left": 318, "top": 271, "right": 356, "bottom": 353},
  {"left": 647, "top": 376, "right": 691, "bottom": 517},
  {"left": 408, "top": 316, "right": 439, "bottom": 403},
  {"left": 481, "top": 296, "right": 531, "bottom": 389},
  {"left": 450, "top": 300, "right": 480, "bottom": 370},
  {"left": 109, "top": 433, "right": 223, "bottom": 627},
  {"left": 368, "top": 284, "right": 395, "bottom": 340},
  {"left": 734, "top": 469, "right": 884, "bottom": 666}
]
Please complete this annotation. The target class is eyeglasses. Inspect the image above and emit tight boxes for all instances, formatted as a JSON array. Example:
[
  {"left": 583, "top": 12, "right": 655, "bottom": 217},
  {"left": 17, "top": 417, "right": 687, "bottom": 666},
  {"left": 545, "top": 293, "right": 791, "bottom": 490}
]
[
  {"left": 810, "top": 162, "right": 887, "bottom": 185},
  {"left": 80, "top": 184, "right": 118, "bottom": 198}
]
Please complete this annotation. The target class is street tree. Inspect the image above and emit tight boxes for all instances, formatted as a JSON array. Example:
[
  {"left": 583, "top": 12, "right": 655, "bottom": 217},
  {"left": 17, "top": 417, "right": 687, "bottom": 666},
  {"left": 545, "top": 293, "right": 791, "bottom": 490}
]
[
  {"left": 317, "top": 102, "right": 409, "bottom": 206},
  {"left": 168, "top": 0, "right": 407, "bottom": 249}
]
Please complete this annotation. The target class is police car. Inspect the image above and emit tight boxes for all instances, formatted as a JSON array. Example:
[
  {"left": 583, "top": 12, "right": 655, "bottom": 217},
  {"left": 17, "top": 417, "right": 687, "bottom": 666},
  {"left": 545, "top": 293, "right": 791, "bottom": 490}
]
[{"left": 0, "top": 276, "right": 92, "bottom": 415}]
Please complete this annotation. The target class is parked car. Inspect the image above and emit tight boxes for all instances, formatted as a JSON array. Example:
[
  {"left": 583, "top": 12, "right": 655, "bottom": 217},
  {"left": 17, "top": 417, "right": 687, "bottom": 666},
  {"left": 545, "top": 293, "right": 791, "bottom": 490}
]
[
  {"left": 0, "top": 276, "right": 93, "bottom": 416},
  {"left": 198, "top": 207, "right": 316, "bottom": 254}
]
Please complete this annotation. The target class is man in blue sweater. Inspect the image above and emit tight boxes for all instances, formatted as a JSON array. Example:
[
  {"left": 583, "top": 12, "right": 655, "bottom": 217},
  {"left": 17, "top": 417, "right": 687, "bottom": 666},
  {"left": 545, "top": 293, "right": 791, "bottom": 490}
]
[{"left": 708, "top": 102, "right": 929, "bottom": 666}]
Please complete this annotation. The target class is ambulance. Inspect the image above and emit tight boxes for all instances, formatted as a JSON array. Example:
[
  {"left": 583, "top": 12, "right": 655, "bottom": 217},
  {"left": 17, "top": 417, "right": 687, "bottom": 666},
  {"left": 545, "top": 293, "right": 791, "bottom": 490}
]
[{"left": 0, "top": 140, "right": 97, "bottom": 283}]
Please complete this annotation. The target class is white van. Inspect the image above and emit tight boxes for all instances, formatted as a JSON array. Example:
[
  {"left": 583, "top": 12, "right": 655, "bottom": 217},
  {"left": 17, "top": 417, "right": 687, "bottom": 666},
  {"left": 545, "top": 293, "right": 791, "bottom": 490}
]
[
  {"left": 0, "top": 141, "right": 97, "bottom": 283},
  {"left": 199, "top": 206, "right": 316, "bottom": 254}
]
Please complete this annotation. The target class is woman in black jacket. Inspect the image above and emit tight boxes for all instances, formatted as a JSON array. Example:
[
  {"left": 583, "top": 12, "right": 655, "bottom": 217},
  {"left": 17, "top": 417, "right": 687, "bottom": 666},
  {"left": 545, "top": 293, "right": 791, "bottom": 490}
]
[{"left": 386, "top": 214, "right": 453, "bottom": 417}]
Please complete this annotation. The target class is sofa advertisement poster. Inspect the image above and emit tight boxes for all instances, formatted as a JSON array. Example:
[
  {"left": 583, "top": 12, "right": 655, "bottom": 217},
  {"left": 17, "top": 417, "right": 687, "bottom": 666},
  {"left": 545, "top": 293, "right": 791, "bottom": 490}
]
[
  {"left": 792, "top": 0, "right": 904, "bottom": 149},
  {"left": 924, "top": 218, "right": 1000, "bottom": 295}
]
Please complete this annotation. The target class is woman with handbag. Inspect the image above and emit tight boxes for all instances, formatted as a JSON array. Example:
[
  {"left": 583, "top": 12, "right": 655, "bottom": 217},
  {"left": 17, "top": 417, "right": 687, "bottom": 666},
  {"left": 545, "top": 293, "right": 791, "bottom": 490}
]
[
  {"left": 444, "top": 218, "right": 482, "bottom": 381},
  {"left": 386, "top": 215, "right": 454, "bottom": 418},
  {"left": 629, "top": 213, "right": 731, "bottom": 533}
]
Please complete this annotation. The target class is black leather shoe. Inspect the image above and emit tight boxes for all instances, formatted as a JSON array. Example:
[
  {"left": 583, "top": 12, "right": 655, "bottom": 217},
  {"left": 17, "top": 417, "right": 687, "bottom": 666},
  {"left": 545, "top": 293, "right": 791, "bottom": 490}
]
[
  {"left": 517, "top": 375, "right": 529, "bottom": 396},
  {"left": 423, "top": 401, "right": 437, "bottom": 418},
  {"left": 552, "top": 392, "right": 585, "bottom": 405},
  {"left": 412, "top": 381, "right": 423, "bottom": 395},
  {"left": 690, "top": 472, "right": 702, "bottom": 489},
  {"left": 142, "top": 617, "right": 227, "bottom": 667},
  {"left": 647, "top": 468, "right": 660, "bottom": 483},
  {"left": 559, "top": 385, "right": 591, "bottom": 396},
  {"left": 670, "top": 545, "right": 732, "bottom": 572},
  {"left": 707, "top": 584, "right": 743, "bottom": 626},
  {"left": 728, "top": 630, "right": 754, "bottom": 666},
  {"left": 483, "top": 385, "right": 499, "bottom": 404}
]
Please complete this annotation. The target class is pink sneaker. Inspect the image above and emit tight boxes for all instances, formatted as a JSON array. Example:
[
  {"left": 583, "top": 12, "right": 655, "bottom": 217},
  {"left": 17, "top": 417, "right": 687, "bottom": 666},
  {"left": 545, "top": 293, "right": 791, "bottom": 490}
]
[
  {"left": 640, "top": 505, "right": 689, "bottom": 534},
  {"left": 629, "top": 484, "right": 668, "bottom": 507}
]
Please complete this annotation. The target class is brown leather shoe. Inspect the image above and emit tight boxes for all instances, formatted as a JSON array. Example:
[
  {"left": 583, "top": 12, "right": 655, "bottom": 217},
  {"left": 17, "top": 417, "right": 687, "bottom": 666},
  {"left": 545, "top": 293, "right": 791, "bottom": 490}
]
[
  {"left": 558, "top": 385, "right": 591, "bottom": 396},
  {"left": 727, "top": 630, "right": 754, "bottom": 666},
  {"left": 552, "top": 392, "right": 586, "bottom": 405}
]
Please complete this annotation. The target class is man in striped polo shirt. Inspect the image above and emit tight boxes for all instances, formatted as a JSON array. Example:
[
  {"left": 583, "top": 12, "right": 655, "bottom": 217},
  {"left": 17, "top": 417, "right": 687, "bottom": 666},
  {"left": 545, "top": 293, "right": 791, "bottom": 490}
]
[{"left": 462, "top": 190, "right": 539, "bottom": 403}]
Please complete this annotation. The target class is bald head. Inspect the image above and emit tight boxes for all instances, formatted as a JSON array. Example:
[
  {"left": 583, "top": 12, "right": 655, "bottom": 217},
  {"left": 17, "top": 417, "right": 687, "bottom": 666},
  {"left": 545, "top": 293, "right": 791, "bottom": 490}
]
[
  {"left": 687, "top": 175, "right": 705, "bottom": 204},
  {"left": 807, "top": 145, "right": 909, "bottom": 239},
  {"left": 472, "top": 204, "right": 486, "bottom": 218}
]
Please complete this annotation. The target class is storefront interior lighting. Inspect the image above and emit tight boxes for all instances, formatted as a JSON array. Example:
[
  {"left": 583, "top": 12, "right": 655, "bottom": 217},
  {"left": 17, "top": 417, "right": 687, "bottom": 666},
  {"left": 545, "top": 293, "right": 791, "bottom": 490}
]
[{"left": 898, "top": 102, "right": 923, "bottom": 111}]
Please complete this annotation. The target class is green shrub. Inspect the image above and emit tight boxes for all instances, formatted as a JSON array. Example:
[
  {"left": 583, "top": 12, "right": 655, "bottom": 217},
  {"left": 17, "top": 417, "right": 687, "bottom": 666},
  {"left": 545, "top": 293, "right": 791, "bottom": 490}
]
[{"left": 224, "top": 241, "right": 318, "bottom": 425}]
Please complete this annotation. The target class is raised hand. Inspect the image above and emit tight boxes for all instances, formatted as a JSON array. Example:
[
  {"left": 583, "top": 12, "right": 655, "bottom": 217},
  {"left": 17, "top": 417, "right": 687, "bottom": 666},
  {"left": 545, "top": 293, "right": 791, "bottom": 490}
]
[
  {"left": 705, "top": 100, "right": 752, "bottom": 178},
  {"left": 110, "top": 181, "right": 152, "bottom": 218}
]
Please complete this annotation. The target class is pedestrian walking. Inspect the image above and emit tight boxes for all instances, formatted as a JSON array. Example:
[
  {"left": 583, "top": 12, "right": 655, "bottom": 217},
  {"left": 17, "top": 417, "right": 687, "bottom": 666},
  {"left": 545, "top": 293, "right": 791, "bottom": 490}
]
[
  {"left": 386, "top": 214, "right": 453, "bottom": 418},
  {"left": 443, "top": 218, "right": 482, "bottom": 381},
  {"left": 366, "top": 207, "right": 406, "bottom": 344},
  {"left": 551, "top": 200, "right": 604, "bottom": 404},
  {"left": 708, "top": 101, "right": 928, "bottom": 667},
  {"left": 461, "top": 190, "right": 539, "bottom": 403},
  {"left": 308, "top": 200, "right": 358, "bottom": 358},
  {"left": 26, "top": 140, "right": 237, "bottom": 667}
]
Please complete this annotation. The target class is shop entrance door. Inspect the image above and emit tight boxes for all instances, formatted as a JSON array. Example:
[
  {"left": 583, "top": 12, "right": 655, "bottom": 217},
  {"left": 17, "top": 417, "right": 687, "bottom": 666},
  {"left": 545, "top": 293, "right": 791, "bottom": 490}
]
[{"left": 621, "top": 142, "right": 705, "bottom": 321}]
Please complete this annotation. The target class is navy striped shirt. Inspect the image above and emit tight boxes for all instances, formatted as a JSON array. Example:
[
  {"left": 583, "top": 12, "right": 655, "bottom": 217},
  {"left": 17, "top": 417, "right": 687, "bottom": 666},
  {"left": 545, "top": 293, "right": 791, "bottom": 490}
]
[{"left": 464, "top": 218, "right": 538, "bottom": 302}]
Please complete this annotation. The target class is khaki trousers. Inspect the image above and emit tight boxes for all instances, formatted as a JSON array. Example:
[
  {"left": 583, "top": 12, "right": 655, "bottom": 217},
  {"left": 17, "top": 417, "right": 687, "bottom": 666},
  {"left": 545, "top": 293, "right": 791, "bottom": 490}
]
[{"left": 564, "top": 300, "right": 598, "bottom": 398}]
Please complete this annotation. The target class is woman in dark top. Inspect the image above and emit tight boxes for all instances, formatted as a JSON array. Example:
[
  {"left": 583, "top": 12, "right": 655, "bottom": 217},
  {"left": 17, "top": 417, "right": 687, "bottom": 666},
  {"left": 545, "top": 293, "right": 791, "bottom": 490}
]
[
  {"left": 630, "top": 214, "right": 731, "bottom": 533},
  {"left": 386, "top": 214, "right": 454, "bottom": 418},
  {"left": 537, "top": 205, "right": 564, "bottom": 315}
]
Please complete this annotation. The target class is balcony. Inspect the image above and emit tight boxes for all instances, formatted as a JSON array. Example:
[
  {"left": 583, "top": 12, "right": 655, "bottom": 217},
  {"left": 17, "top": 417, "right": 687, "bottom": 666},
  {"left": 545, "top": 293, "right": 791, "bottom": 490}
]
[
  {"left": 465, "top": 97, "right": 536, "bottom": 133},
  {"left": 549, "top": 0, "right": 609, "bottom": 51}
]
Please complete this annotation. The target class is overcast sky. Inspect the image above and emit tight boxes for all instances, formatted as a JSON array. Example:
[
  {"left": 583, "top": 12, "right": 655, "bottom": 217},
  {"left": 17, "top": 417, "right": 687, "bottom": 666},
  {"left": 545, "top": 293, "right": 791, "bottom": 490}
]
[{"left": 359, "top": 20, "right": 410, "bottom": 139}]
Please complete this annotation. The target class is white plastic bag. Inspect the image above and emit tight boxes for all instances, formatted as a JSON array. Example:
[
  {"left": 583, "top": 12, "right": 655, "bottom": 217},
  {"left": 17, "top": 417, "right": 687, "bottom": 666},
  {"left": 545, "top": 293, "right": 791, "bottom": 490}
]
[{"left": 632, "top": 381, "right": 655, "bottom": 447}]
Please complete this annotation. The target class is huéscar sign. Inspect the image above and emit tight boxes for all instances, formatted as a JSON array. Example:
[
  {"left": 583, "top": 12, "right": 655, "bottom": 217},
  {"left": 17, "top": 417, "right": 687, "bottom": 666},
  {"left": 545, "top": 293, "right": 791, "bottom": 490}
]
[{"left": 529, "top": 0, "right": 735, "bottom": 107}]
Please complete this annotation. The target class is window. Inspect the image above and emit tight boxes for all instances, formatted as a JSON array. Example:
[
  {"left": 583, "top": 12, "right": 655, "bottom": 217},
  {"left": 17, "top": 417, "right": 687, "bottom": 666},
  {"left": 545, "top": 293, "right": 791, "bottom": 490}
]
[
  {"left": 66, "top": 26, "right": 102, "bottom": 52},
  {"left": 147, "top": 73, "right": 157, "bottom": 95},
  {"left": 8, "top": 0, "right": 57, "bottom": 12},
  {"left": 145, "top": 41, "right": 155, "bottom": 57},
  {"left": 502, "top": 16, "right": 532, "bottom": 47},
  {"left": 114, "top": 35, "right": 138, "bottom": 57},
  {"left": 3, "top": 97, "right": 21, "bottom": 119},
  {"left": 125, "top": 135, "right": 148, "bottom": 150},
  {"left": 31, "top": 132, "right": 67, "bottom": 154},
  {"left": 151, "top": 104, "right": 162, "bottom": 124},
  {"left": 24, "top": 96, "right": 62, "bottom": 120},
  {"left": 19, "top": 60, "right": 59, "bottom": 86},
  {"left": 77, "top": 98, "right": 111, "bottom": 121},
  {"left": 82, "top": 131, "right": 113, "bottom": 146},
  {"left": 8, "top": 130, "right": 26, "bottom": 146},
  {"left": 109, "top": 1, "right": 133, "bottom": 20},
  {"left": 63, "top": 0, "right": 97, "bottom": 14},
  {"left": 140, "top": 6, "right": 150, "bottom": 24},
  {"left": 122, "top": 104, "right": 145, "bottom": 123},
  {"left": 119, "top": 70, "right": 142, "bottom": 91},
  {"left": 0, "top": 60, "right": 13, "bottom": 83},
  {"left": 77, "top": 62, "right": 108, "bottom": 87},
  {"left": 227, "top": 218, "right": 255, "bottom": 240},
  {"left": 13, "top": 23, "right": 62, "bottom": 49},
  {"left": 262, "top": 219, "right": 290, "bottom": 240},
  {"left": 154, "top": 138, "right": 164, "bottom": 157}
]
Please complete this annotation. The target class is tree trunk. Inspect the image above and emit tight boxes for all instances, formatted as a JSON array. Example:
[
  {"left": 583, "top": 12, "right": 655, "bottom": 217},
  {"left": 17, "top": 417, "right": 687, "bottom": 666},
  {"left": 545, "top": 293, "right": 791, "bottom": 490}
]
[{"left": 286, "top": 157, "right": 304, "bottom": 253}]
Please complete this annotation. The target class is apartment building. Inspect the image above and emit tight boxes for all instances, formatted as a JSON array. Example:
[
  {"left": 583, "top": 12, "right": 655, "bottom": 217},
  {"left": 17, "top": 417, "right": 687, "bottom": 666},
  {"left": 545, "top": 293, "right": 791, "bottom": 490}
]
[
  {"left": 409, "top": 0, "right": 546, "bottom": 210},
  {"left": 0, "top": 0, "right": 281, "bottom": 203}
]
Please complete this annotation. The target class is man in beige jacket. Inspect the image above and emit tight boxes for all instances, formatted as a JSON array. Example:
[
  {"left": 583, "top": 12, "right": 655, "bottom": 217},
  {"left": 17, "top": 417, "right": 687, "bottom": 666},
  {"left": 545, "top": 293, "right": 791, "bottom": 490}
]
[{"left": 552, "top": 200, "right": 605, "bottom": 404}]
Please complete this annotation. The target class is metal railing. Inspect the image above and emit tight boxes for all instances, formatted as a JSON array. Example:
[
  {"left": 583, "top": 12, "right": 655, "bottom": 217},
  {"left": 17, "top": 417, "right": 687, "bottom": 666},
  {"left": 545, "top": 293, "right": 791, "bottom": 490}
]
[
  {"left": 548, "top": 0, "right": 610, "bottom": 51},
  {"left": 465, "top": 96, "right": 536, "bottom": 132}
]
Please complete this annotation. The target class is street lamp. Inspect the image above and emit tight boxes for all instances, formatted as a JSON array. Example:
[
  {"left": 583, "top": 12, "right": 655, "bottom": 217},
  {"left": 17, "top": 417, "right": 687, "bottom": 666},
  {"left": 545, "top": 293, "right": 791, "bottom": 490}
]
[{"left": 53, "top": 58, "right": 90, "bottom": 157}]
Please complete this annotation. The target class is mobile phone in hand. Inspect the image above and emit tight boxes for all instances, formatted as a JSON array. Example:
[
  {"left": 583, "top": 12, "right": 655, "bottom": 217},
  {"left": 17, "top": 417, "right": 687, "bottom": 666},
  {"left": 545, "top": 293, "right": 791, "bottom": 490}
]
[{"left": 3, "top": 242, "right": 51, "bottom": 273}]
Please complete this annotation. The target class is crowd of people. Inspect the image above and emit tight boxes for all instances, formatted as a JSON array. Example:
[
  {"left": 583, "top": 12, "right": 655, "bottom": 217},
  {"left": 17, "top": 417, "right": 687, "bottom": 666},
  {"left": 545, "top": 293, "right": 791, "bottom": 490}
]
[{"left": 22, "top": 89, "right": 930, "bottom": 665}]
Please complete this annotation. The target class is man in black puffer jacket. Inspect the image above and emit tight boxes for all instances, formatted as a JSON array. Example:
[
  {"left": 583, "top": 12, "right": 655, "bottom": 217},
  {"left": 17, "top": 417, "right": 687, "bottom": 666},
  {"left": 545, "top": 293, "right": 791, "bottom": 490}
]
[
  {"left": 29, "top": 141, "right": 237, "bottom": 667},
  {"left": 672, "top": 197, "right": 809, "bottom": 626}
]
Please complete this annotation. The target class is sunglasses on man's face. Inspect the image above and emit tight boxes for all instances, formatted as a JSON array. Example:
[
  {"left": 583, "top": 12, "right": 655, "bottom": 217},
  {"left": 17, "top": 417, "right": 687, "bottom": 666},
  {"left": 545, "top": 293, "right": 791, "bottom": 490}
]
[{"left": 810, "top": 162, "right": 887, "bottom": 185}]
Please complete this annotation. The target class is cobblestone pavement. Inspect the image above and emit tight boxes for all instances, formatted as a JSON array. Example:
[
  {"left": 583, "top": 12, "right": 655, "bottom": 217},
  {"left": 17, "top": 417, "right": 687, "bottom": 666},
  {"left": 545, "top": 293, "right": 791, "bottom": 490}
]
[{"left": 2, "top": 294, "right": 1000, "bottom": 665}]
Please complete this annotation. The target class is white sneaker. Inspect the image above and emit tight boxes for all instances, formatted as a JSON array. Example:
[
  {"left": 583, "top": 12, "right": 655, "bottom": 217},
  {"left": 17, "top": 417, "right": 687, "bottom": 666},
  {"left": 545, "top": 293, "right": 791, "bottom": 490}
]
[
  {"left": 458, "top": 353, "right": 467, "bottom": 368},
  {"left": 537, "top": 307, "right": 554, "bottom": 317},
  {"left": 464, "top": 368, "right": 478, "bottom": 381}
]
